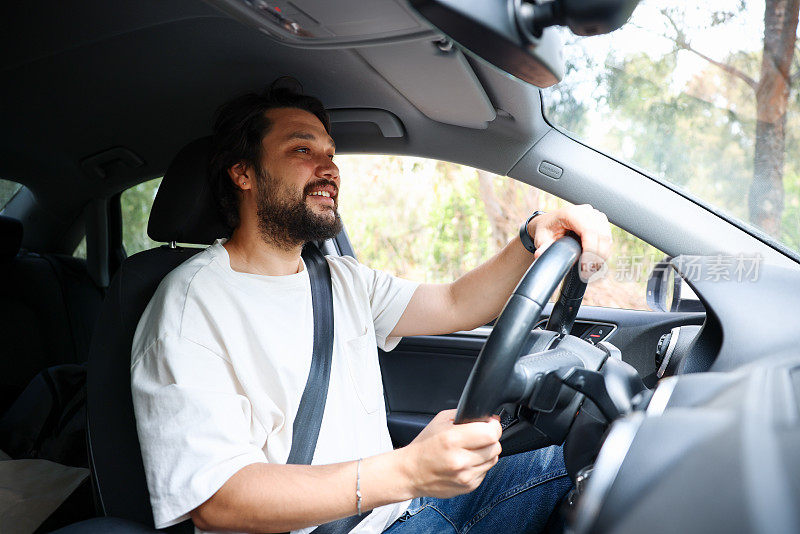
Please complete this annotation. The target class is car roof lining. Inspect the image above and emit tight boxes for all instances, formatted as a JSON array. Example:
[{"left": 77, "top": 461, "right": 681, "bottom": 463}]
[
  {"left": 206, "top": 0, "right": 439, "bottom": 48},
  {"left": 0, "top": 1, "right": 547, "bottom": 236}
]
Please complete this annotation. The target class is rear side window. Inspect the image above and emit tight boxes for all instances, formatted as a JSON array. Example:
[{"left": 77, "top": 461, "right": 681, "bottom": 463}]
[
  {"left": 0, "top": 179, "right": 22, "bottom": 210},
  {"left": 74, "top": 177, "right": 163, "bottom": 259},
  {"left": 121, "top": 178, "right": 163, "bottom": 255}
]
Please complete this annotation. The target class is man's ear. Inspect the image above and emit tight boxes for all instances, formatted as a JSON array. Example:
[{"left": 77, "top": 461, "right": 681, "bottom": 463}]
[{"left": 227, "top": 162, "right": 253, "bottom": 192}]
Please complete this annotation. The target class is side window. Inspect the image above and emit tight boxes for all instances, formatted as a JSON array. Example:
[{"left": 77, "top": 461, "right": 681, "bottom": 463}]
[
  {"left": 121, "top": 177, "right": 163, "bottom": 255},
  {"left": 73, "top": 177, "right": 162, "bottom": 259},
  {"left": 0, "top": 178, "right": 22, "bottom": 210},
  {"left": 336, "top": 155, "right": 664, "bottom": 311},
  {"left": 73, "top": 237, "right": 87, "bottom": 259}
]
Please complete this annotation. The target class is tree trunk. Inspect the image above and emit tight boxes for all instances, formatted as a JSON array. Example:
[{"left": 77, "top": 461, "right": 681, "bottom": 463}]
[
  {"left": 749, "top": 0, "right": 799, "bottom": 236},
  {"left": 476, "top": 170, "right": 510, "bottom": 250}
]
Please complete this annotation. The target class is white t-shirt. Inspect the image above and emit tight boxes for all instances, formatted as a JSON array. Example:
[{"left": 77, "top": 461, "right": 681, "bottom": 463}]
[{"left": 131, "top": 240, "right": 419, "bottom": 533}]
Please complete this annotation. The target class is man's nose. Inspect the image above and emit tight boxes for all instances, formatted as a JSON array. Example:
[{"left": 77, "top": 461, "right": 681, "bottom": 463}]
[{"left": 316, "top": 157, "right": 339, "bottom": 183}]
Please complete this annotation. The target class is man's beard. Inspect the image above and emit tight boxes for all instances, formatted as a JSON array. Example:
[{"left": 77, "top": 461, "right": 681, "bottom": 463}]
[{"left": 253, "top": 166, "right": 343, "bottom": 250}]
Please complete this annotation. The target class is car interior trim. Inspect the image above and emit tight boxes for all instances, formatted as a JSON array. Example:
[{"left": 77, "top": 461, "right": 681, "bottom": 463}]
[
  {"left": 357, "top": 40, "right": 496, "bottom": 129},
  {"left": 537, "top": 107, "right": 800, "bottom": 267},
  {"left": 454, "top": 319, "right": 617, "bottom": 344},
  {"left": 328, "top": 108, "right": 406, "bottom": 138},
  {"left": 645, "top": 376, "right": 678, "bottom": 417},
  {"left": 656, "top": 326, "right": 681, "bottom": 378},
  {"left": 203, "top": 0, "right": 439, "bottom": 49},
  {"left": 509, "top": 129, "right": 796, "bottom": 268},
  {"left": 571, "top": 411, "right": 645, "bottom": 534}
]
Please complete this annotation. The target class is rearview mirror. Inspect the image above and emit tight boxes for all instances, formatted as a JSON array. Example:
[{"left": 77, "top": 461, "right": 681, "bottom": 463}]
[{"left": 409, "top": 0, "right": 640, "bottom": 87}]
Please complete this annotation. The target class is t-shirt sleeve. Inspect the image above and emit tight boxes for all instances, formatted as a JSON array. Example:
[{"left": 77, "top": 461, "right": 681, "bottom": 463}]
[
  {"left": 131, "top": 335, "right": 268, "bottom": 529},
  {"left": 355, "top": 261, "right": 420, "bottom": 352}
]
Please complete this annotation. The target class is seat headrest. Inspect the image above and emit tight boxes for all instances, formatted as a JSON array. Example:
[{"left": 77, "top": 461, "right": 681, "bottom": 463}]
[
  {"left": 147, "top": 137, "right": 230, "bottom": 245},
  {"left": 0, "top": 215, "right": 23, "bottom": 261}
]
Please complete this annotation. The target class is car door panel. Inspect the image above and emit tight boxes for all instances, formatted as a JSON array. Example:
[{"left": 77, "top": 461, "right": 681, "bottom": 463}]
[{"left": 383, "top": 304, "right": 705, "bottom": 446}]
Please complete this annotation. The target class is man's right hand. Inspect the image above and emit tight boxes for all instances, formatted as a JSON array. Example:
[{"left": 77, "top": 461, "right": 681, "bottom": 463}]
[
  {"left": 399, "top": 409, "right": 502, "bottom": 498},
  {"left": 189, "top": 409, "right": 502, "bottom": 532}
]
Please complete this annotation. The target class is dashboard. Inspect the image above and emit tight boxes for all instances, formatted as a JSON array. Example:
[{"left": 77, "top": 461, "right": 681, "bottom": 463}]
[{"left": 568, "top": 256, "right": 800, "bottom": 534}]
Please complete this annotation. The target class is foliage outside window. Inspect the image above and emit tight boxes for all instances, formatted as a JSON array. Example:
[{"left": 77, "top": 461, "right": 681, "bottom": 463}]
[
  {"left": 73, "top": 237, "right": 86, "bottom": 259},
  {"left": 114, "top": 161, "right": 663, "bottom": 310},
  {"left": 121, "top": 178, "right": 163, "bottom": 255},
  {"left": 542, "top": 0, "right": 800, "bottom": 255},
  {"left": 336, "top": 155, "right": 663, "bottom": 311},
  {"left": 0, "top": 179, "right": 22, "bottom": 210}
]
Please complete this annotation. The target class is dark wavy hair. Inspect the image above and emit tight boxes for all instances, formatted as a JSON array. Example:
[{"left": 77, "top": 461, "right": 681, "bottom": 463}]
[{"left": 209, "top": 77, "right": 330, "bottom": 232}]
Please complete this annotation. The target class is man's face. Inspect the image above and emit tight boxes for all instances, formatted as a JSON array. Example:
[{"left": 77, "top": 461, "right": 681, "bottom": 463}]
[{"left": 251, "top": 107, "right": 342, "bottom": 249}]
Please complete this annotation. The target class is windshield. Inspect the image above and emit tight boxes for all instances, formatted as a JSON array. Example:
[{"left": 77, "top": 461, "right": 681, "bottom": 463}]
[{"left": 542, "top": 0, "right": 800, "bottom": 256}]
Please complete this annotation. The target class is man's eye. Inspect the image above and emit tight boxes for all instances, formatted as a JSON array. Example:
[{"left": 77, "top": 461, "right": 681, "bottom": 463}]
[
  {"left": 295, "top": 147, "right": 310, "bottom": 154},
  {"left": 328, "top": 154, "right": 335, "bottom": 160}
]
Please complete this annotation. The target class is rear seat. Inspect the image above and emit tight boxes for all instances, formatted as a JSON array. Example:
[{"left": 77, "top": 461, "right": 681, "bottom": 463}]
[
  {"left": 0, "top": 214, "right": 105, "bottom": 529},
  {"left": 0, "top": 215, "right": 104, "bottom": 412}
]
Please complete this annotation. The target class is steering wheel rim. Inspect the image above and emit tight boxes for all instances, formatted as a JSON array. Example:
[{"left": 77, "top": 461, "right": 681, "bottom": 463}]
[{"left": 455, "top": 235, "right": 586, "bottom": 423}]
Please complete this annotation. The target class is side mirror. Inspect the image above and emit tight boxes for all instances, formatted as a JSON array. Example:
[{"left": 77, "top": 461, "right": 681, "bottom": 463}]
[
  {"left": 646, "top": 258, "right": 704, "bottom": 313},
  {"left": 408, "top": 0, "right": 640, "bottom": 87}
]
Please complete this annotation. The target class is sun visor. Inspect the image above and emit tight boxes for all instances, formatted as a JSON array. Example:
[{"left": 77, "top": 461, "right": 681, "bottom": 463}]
[
  {"left": 358, "top": 40, "right": 496, "bottom": 129},
  {"left": 204, "top": 0, "right": 496, "bottom": 129}
]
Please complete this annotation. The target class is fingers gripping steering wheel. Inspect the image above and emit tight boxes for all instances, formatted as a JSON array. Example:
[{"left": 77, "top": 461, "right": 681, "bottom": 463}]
[{"left": 454, "top": 236, "right": 600, "bottom": 453}]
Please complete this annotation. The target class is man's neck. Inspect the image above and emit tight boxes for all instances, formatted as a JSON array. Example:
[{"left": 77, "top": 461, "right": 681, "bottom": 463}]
[{"left": 223, "top": 225, "right": 304, "bottom": 276}]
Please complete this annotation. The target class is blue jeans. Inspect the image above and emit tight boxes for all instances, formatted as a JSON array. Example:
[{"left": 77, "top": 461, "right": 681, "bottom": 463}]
[{"left": 383, "top": 445, "right": 572, "bottom": 534}]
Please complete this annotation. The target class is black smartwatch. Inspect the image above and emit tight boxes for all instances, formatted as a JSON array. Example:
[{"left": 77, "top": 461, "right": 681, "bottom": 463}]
[{"left": 519, "top": 211, "right": 545, "bottom": 254}]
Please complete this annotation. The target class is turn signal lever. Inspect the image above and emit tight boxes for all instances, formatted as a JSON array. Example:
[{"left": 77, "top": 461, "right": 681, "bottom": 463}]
[
  {"left": 508, "top": 338, "right": 646, "bottom": 425},
  {"left": 531, "top": 356, "right": 647, "bottom": 423},
  {"left": 499, "top": 338, "right": 647, "bottom": 456}
]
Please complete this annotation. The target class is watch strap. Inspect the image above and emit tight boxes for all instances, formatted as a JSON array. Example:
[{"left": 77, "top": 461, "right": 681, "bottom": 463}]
[{"left": 519, "top": 210, "right": 545, "bottom": 254}]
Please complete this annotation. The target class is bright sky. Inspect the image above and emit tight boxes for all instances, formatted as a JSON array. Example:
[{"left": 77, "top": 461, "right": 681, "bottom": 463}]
[
  {"left": 547, "top": 0, "right": 778, "bottom": 158},
  {"left": 558, "top": 0, "right": 767, "bottom": 102},
  {"left": 541, "top": 1, "right": 800, "bottom": 249}
]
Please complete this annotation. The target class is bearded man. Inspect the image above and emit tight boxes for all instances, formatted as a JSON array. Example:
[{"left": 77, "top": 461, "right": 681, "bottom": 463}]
[{"left": 131, "top": 80, "right": 612, "bottom": 534}]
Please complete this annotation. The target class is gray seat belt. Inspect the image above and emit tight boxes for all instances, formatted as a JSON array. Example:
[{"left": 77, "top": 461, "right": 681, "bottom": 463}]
[{"left": 288, "top": 243, "right": 371, "bottom": 534}]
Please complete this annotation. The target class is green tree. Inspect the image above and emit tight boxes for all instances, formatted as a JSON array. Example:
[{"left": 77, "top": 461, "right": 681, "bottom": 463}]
[
  {"left": 547, "top": 2, "right": 800, "bottom": 250},
  {"left": 657, "top": 2, "right": 800, "bottom": 236},
  {"left": 121, "top": 177, "right": 162, "bottom": 255},
  {"left": 0, "top": 178, "right": 21, "bottom": 208}
]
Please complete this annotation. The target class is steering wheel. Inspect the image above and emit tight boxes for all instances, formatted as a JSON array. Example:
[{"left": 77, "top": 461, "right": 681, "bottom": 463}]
[{"left": 454, "top": 236, "right": 606, "bottom": 453}]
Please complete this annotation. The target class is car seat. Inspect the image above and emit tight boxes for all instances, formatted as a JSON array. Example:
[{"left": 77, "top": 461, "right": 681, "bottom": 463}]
[
  {"left": 75, "top": 136, "right": 338, "bottom": 533},
  {"left": 0, "top": 215, "right": 103, "bottom": 412},
  {"left": 83, "top": 137, "right": 223, "bottom": 532}
]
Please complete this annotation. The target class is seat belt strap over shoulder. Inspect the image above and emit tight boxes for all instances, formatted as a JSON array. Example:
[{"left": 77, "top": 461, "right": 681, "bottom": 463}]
[
  {"left": 289, "top": 243, "right": 371, "bottom": 534},
  {"left": 288, "top": 243, "right": 334, "bottom": 465}
]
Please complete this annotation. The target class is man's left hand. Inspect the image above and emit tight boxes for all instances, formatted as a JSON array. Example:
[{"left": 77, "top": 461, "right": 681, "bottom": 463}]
[{"left": 528, "top": 204, "right": 612, "bottom": 281}]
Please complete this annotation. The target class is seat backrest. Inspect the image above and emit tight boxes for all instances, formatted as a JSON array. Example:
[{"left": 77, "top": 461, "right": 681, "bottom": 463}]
[
  {"left": 86, "top": 137, "right": 228, "bottom": 527},
  {"left": 86, "top": 134, "right": 347, "bottom": 528},
  {"left": 86, "top": 246, "right": 202, "bottom": 525},
  {"left": 0, "top": 215, "right": 103, "bottom": 411}
]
